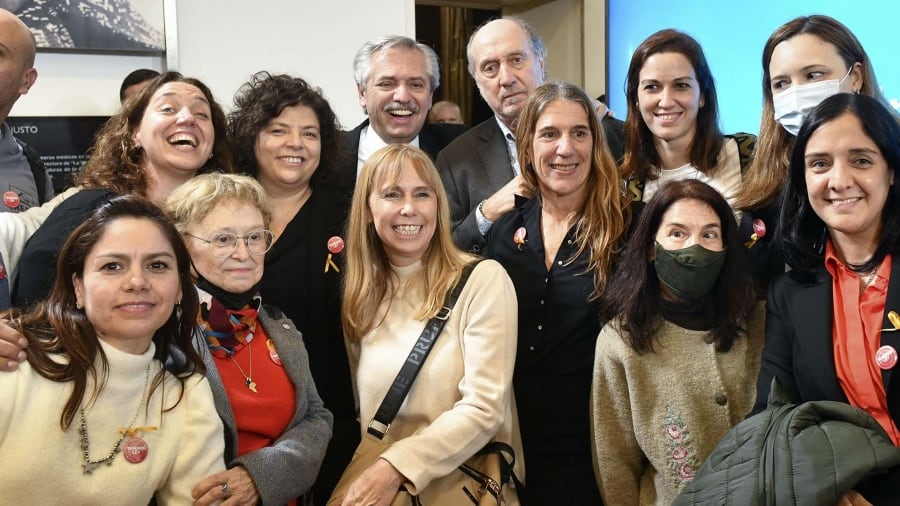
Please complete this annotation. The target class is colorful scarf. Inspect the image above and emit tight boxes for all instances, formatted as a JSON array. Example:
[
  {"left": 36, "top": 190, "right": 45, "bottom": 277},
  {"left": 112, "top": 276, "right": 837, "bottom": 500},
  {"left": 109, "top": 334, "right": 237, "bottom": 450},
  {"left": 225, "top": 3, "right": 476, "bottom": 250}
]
[{"left": 196, "top": 288, "right": 262, "bottom": 358}]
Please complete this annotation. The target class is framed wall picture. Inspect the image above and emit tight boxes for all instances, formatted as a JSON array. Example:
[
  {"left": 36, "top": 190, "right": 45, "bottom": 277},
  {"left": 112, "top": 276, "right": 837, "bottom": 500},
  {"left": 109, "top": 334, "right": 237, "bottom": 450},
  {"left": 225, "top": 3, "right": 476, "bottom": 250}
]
[{"left": 7, "top": 0, "right": 165, "bottom": 53}]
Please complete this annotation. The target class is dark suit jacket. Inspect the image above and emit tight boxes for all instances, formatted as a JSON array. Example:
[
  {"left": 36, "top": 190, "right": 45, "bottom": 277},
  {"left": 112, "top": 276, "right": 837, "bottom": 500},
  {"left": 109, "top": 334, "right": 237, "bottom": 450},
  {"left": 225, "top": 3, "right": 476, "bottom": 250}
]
[
  {"left": 339, "top": 119, "right": 466, "bottom": 197},
  {"left": 755, "top": 261, "right": 900, "bottom": 429},
  {"left": 437, "top": 116, "right": 626, "bottom": 253}
]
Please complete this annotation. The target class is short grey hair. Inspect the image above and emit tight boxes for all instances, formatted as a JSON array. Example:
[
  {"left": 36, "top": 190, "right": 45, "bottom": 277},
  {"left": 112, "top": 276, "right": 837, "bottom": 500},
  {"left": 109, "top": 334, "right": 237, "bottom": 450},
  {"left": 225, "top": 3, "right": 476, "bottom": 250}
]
[
  {"left": 353, "top": 35, "right": 440, "bottom": 92},
  {"left": 466, "top": 17, "right": 546, "bottom": 77}
]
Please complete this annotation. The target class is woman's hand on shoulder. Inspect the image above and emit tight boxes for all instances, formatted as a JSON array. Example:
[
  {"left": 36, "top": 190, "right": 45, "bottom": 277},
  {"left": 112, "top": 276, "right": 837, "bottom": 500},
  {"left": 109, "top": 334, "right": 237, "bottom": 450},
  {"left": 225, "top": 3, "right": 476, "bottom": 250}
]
[
  {"left": 338, "top": 458, "right": 406, "bottom": 506},
  {"left": 192, "top": 465, "right": 260, "bottom": 506},
  {"left": 0, "top": 318, "right": 27, "bottom": 371}
]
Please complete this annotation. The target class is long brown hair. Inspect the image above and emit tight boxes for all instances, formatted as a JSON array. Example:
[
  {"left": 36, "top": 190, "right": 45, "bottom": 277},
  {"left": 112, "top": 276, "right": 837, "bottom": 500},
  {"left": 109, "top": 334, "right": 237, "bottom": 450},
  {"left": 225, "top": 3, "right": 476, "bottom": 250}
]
[
  {"left": 736, "top": 15, "right": 886, "bottom": 210},
  {"left": 7, "top": 196, "right": 203, "bottom": 429},
  {"left": 516, "top": 81, "right": 630, "bottom": 299},
  {"left": 77, "top": 71, "right": 233, "bottom": 196},
  {"left": 620, "top": 29, "right": 723, "bottom": 181},
  {"left": 342, "top": 144, "right": 474, "bottom": 341}
]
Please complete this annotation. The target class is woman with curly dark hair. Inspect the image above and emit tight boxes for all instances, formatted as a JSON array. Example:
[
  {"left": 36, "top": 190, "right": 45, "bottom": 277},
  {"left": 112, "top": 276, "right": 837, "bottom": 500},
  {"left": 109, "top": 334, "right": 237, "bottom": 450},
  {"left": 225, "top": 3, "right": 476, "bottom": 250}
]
[
  {"left": 13, "top": 71, "right": 233, "bottom": 308},
  {"left": 592, "top": 179, "right": 762, "bottom": 505},
  {"left": 227, "top": 71, "right": 355, "bottom": 504}
]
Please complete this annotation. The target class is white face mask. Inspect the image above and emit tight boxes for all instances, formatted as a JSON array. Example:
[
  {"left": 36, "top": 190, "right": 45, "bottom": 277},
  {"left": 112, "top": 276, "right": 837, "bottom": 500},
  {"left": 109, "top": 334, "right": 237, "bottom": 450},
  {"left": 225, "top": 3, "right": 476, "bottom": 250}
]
[{"left": 772, "top": 66, "right": 853, "bottom": 136}]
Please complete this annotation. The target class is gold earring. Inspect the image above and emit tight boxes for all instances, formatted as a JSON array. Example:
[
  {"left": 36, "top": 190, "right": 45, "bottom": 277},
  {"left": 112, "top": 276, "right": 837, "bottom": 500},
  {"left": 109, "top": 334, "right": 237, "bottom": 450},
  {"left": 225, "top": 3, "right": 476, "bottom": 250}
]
[{"left": 76, "top": 301, "right": 83, "bottom": 309}]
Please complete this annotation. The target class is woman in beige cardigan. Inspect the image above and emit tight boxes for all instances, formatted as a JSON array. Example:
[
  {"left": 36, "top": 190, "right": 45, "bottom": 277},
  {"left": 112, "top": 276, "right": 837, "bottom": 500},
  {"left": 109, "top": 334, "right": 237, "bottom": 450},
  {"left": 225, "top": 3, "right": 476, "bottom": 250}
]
[{"left": 591, "top": 179, "right": 763, "bottom": 505}]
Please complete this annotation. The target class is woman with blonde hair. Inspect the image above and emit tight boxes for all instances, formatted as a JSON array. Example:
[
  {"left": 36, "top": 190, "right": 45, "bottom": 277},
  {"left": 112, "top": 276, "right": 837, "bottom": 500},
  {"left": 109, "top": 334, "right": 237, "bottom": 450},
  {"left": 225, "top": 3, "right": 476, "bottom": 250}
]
[
  {"left": 484, "top": 81, "right": 630, "bottom": 504},
  {"left": 337, "top": 144, "right": 523, "bottom": 505}
]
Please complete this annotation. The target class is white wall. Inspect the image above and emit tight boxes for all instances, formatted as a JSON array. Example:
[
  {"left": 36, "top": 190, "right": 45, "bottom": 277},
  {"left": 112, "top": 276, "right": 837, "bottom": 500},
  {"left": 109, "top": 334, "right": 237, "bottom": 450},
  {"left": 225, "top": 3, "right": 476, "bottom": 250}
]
[
  {"left": 12, "top": 0, "right": 416, "bottom": 129},
  {"left": 506, "top": 0, "right": 584, "bottom": 88}
]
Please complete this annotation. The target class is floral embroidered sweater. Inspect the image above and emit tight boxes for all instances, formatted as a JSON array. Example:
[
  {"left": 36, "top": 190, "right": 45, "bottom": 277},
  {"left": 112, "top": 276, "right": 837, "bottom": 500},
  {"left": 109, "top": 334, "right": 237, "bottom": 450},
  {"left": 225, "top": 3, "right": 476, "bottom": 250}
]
[{"left": 590, "top": 303, "right": 764, "bottom": 506}]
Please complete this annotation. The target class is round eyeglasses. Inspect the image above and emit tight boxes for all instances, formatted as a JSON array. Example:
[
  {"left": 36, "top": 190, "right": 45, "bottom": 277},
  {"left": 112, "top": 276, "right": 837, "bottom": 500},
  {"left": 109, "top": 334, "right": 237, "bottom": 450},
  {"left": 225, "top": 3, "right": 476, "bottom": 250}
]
[{"left": 186, "top": 230, "right": 274, "bottom": 258}]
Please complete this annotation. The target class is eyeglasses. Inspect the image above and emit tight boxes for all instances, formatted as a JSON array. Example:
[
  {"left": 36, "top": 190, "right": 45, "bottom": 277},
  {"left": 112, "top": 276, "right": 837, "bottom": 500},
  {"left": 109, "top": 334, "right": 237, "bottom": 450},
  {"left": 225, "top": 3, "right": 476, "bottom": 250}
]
[{"left": 186, "top": 230, "right": 274, "bottom": 258}]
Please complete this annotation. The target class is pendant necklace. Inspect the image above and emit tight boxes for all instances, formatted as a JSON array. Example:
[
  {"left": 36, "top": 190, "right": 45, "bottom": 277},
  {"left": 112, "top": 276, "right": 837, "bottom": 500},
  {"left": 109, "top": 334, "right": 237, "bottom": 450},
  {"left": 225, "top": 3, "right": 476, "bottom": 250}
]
[
  {"left": 860, "top": 269, "right": 878, "bottom": 294},
  {"left": 79, "top": 362, "right": 152, "bottom": 474},
  {"left": 230, "top": 343, "right": 258, "bottom": 393}
]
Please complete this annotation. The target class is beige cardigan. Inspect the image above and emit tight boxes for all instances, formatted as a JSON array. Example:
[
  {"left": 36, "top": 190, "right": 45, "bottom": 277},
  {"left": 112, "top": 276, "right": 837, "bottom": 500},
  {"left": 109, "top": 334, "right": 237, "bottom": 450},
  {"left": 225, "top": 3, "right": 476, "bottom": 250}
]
[
  {"left": 348, "top": 259, "right": 525, "bottom": 501},
  {"left": 591, "top": 303, "right": 764, "bottom": 505}
]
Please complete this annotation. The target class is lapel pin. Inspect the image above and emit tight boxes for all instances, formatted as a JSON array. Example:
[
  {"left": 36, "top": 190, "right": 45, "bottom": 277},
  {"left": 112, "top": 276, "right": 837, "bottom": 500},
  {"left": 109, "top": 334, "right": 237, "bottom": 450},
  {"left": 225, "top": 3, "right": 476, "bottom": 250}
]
[{"left": 514, "top": 227, "right": 527, "bottom": 250}]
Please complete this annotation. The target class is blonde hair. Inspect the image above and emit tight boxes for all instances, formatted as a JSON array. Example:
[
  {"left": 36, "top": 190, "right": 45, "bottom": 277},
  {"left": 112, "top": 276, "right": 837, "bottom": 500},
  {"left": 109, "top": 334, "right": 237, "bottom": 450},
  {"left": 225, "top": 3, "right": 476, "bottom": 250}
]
[
  {"left": 515, "top": 82, "right": 630, "bottom": 299},
  {"left": 343, "top": 144, "right": 474, "bottom": 341},
  {"left": 165, "top": 172, "right": 271, "bottom": 231}
]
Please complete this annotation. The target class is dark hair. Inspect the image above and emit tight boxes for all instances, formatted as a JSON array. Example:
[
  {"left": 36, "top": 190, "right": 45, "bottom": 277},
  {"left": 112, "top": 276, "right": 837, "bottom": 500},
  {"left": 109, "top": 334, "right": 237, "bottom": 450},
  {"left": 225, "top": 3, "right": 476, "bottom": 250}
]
[
  {"left": 228, "top": 71, "right": 346, "bottom": 189},
  {"left": 119, "top": 68, "right": 160, "bottom": 102},
  {"left": 780, "top": 93, "right": 900, "bottom": 276},
  {"left": 737, "top": 15, "right": 886, "bottom": 211},
  {"left": 9, "top": 195, "right": 203, "bottom": 430},
  {"left": 602, "top": 179, "right": 755, "bottom": 354},
  {"left": 78, "top": 71, "right": 233, "bottom": 196},
  {"left": 621, "top": 29, "right": 723, "bottom": 181}
]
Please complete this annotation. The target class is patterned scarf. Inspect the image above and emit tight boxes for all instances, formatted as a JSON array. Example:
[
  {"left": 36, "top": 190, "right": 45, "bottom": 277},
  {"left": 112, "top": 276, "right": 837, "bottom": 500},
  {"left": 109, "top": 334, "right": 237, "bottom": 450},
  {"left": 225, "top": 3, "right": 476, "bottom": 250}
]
[{"left": 196, "top": 288, "right": 262, "bottom": 358}]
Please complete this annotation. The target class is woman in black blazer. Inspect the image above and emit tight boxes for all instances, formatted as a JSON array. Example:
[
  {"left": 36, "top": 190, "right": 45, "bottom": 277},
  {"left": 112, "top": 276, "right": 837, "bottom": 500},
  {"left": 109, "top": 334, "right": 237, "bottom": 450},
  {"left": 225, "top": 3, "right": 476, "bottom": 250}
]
[
  {"left": 228, "top": 72, "right": 357, "bottom": 504},
  {"left": 756, "top": 93, "right": 900, "bottom": 448}
]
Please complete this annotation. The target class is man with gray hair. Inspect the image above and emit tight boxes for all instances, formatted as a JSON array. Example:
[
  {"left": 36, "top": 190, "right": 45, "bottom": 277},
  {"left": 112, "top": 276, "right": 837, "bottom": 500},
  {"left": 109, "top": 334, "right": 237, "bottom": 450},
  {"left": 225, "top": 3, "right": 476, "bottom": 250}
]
[
  {"left": 342, "top": 35, "right": 466, "bottom": 195},
  {"left": 437, "top": 18, "right": 624, "bottom": 252}
]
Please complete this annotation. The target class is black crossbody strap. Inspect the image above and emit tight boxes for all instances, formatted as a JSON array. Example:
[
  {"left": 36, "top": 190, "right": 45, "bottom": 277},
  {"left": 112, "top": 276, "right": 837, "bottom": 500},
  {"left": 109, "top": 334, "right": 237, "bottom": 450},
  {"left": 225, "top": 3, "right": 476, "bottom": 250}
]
[{"left": 367, "top": 260, "right": 483, "bottom": 439}]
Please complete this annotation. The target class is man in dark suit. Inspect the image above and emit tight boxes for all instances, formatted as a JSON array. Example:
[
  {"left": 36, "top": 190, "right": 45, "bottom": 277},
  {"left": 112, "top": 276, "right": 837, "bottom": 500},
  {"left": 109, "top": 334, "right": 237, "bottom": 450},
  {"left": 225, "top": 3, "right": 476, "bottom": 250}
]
[
  {"left": 342, "top": 35, "right": 466, "bottom": 196},
  {"left": 437, "top": 18, "right": 624, "bottom": 252}
]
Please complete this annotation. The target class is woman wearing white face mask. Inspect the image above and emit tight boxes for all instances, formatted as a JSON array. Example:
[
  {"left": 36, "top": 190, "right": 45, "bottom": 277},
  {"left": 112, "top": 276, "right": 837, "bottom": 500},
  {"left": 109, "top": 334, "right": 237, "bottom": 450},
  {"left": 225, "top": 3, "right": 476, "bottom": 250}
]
[{"left": 734, "top": 15, "right": 888, "bottom": 291}]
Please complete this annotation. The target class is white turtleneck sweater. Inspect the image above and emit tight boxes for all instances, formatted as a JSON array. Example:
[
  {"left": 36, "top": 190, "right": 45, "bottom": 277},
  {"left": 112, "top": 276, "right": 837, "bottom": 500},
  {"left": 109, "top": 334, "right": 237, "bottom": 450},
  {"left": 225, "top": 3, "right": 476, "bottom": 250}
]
[{"left": 0, "top": 338, "right": 226, "bottom": 505}]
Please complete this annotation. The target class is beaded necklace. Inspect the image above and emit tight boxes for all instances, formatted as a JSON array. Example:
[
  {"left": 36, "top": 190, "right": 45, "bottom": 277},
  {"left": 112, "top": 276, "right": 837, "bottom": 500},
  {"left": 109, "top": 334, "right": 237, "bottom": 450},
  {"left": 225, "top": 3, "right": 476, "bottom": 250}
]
[{"left": 79, "top": 362, "right": 152, "bottom": 474}]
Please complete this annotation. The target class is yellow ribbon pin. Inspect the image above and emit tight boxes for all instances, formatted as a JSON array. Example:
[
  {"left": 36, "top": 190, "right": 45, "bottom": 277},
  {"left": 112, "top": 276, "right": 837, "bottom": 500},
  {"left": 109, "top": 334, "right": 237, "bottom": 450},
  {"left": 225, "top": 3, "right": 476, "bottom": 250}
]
[
  {"left": 324, "top": 253, "right": 340, "bottom": 273},
  {"left": 881, "top": 310, "right": 900, "bottom": 332}
]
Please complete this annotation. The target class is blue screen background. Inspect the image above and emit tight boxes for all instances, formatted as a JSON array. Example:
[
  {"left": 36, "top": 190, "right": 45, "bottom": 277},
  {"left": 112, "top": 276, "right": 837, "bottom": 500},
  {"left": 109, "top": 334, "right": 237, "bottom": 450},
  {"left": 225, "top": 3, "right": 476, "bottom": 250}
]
[{"left": 606, "top": 2, "right": 899, "bottom": 134}]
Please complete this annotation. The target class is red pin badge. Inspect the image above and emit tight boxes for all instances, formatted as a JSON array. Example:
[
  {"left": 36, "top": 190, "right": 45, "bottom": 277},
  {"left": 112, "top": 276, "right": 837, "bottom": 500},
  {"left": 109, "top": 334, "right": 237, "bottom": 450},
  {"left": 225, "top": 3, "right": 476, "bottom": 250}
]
[
  {"left": 875, "top": 345, "right": 898, "bottom": 370},
  {"left": 123, "top": 437, "right": 149, "bottom": 463},
  {"left": 752, "top": 219, "right": 766, "bottom": 238},
  {"left": 327, "top": 236, "right": 344, "bottom": 254},
  {"left": 3, "top": 191, "right": 20, "bottom": 209},
  {"left": 267, "top": 339, "right": 282, "bottom": 366}
]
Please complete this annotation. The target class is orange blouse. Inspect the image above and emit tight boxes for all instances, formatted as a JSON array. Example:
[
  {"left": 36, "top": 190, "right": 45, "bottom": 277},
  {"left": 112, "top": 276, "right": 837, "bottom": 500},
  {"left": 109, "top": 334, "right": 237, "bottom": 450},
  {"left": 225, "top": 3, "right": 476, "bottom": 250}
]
[{"left": 825, "top": 242, "right": 900, "bottom": 445}]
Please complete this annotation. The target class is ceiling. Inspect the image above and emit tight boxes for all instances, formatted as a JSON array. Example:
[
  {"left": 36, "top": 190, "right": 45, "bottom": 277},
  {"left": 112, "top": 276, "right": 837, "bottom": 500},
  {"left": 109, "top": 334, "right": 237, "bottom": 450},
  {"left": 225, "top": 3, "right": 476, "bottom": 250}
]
[{"left": 416, "top": 0, "right": 555, "bottom": 9}]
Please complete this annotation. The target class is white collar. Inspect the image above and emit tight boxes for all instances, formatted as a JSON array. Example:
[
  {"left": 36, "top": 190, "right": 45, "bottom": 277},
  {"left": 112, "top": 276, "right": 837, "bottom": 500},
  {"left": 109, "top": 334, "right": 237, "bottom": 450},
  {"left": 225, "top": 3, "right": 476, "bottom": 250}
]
[{"left": 357, "top": 124, "right": 421, "bottom": 174}]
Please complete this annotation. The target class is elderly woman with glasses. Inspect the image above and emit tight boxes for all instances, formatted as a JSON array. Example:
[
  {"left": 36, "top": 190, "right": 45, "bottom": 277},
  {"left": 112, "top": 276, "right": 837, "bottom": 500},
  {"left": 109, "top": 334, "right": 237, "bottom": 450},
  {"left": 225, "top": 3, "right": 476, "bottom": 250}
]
[{"left": 167, "top": 173, "right": 332, "bottom": 506}]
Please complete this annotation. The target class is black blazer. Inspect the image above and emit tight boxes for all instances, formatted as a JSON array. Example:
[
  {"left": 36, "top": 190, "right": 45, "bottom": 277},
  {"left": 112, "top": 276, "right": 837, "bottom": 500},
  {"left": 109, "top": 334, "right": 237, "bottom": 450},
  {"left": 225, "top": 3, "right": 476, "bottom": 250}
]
[
  {"left": 755, "top": 259, "right": 900, "bottom": 429},
  {"left": 339, "top": 119, "right": 466, "bottom": 197}
]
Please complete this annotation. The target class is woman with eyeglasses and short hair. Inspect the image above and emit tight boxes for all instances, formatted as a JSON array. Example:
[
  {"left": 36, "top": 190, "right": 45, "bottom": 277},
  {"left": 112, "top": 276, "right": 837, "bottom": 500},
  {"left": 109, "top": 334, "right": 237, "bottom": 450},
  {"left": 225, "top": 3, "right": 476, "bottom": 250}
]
[{"left": 166, "top": 173, "right": 332, "bottom": 506}]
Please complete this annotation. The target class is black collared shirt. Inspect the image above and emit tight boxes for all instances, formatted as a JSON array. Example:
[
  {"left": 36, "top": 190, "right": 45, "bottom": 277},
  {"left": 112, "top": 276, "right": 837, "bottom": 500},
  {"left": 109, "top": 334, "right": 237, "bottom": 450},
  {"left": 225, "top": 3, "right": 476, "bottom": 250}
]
[{"left": 484, "top": 196, "right": 602, "bottom": 503}]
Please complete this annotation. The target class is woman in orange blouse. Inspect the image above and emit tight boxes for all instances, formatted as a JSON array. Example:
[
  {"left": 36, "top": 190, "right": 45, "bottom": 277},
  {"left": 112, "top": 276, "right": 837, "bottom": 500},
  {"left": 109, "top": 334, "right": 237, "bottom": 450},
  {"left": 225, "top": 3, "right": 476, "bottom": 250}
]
[{"left": 756, "top": 93, "right": 900, "bottom": 455}]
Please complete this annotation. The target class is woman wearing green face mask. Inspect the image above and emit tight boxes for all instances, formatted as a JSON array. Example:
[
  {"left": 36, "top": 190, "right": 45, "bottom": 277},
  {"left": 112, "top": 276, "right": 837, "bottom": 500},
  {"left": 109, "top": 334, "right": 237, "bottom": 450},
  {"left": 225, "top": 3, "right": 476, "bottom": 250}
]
[{"left": 590, "top": 179, "right": 763, "bottom": 506}]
